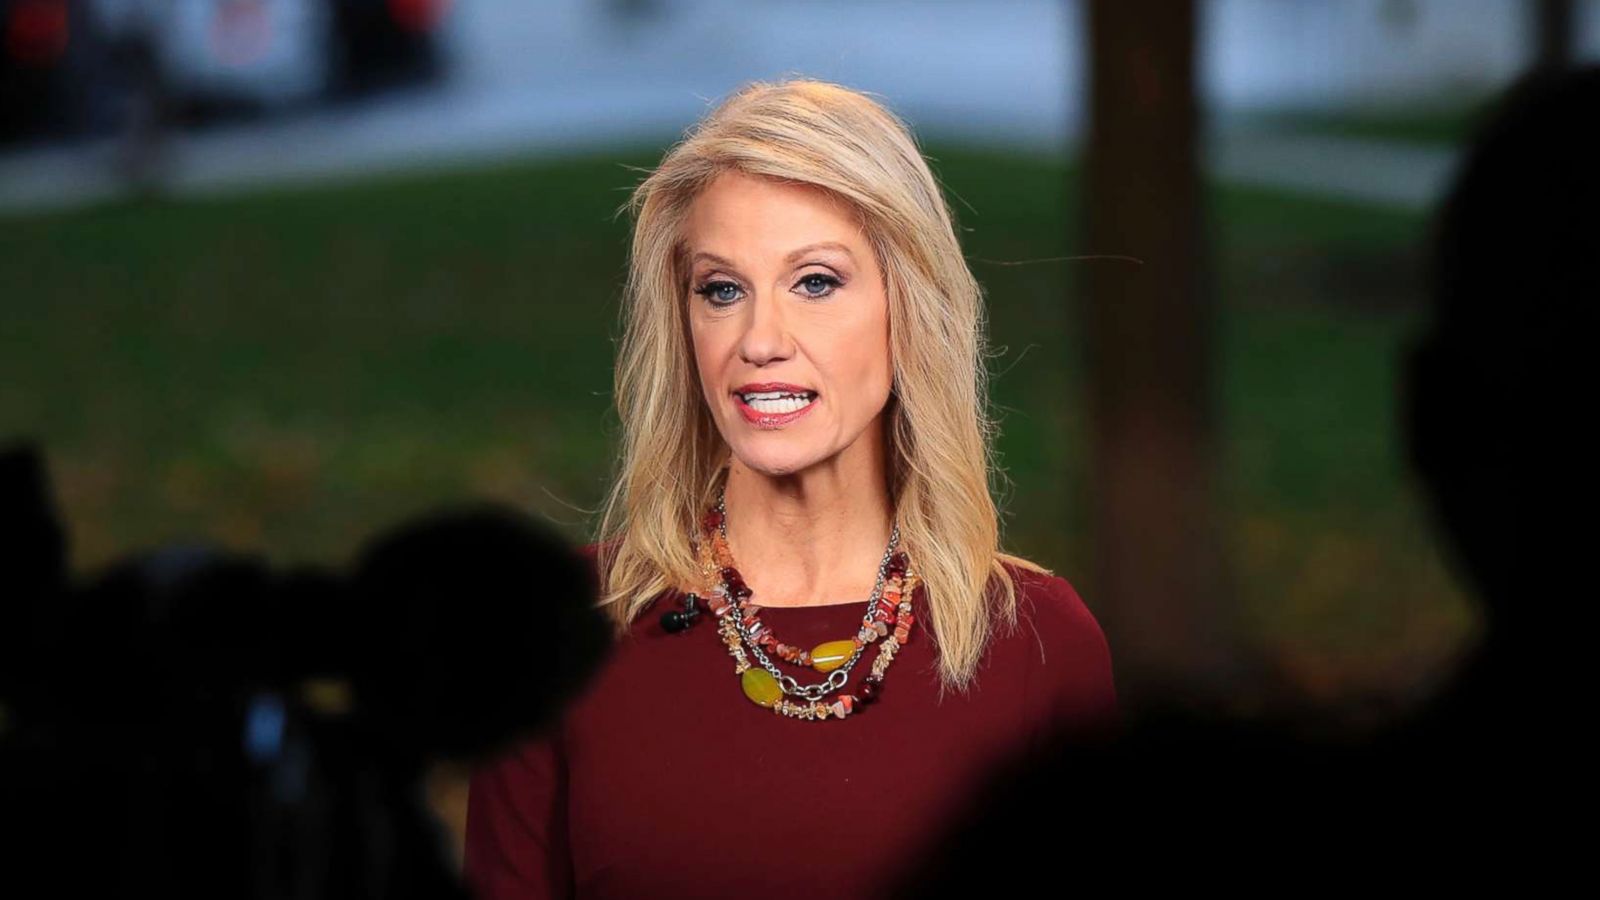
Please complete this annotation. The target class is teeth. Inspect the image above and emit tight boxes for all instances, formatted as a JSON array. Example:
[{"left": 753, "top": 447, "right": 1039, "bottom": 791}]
[{"left": 747, "top": 394, "right": 814, "bottom": 414}]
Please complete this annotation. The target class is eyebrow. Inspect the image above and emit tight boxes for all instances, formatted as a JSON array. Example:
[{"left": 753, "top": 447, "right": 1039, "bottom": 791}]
[{"left": 690, "top": 241, "right": 856, "bottom": 270}]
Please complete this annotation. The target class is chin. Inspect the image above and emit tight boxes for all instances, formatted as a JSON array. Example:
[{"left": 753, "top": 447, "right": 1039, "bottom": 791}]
[{"left": 729, "top": 444, "right": 820, "bottom": 478}]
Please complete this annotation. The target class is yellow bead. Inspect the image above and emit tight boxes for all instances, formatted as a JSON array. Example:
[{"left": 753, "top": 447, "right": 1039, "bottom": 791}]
[
  {"left": 810, "top": 639, "right": 856, "bottom": 673},
  {"left": 741, "top": 667, "right": 782, "bottom": 707}
]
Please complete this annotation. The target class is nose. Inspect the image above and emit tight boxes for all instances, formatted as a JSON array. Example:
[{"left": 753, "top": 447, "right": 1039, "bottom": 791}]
[{"left": 737, "top": 288, "right": 794, "bottom": 366}]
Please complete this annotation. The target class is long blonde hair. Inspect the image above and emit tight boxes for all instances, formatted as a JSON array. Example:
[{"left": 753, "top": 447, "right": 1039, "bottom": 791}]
[{"left": 594, "top": 77, "right": 1049, "bottom": 698}]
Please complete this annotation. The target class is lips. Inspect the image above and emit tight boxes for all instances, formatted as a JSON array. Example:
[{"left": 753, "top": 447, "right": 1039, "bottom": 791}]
[{"left": 733, "top": 382, "right": 816, "bottom": 397}]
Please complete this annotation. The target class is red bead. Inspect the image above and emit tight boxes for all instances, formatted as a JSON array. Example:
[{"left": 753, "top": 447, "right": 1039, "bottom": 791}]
[
  {"left": 858, "top": 680, "right": 879, "bottom": 702},
  {"left": 703, "top": 509, "right": 723, "bottom": 532}
]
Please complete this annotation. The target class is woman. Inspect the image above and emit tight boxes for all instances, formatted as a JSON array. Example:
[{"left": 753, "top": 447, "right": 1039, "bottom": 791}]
[{"left": 463, "top": 78, "right": 1118, "bottom": 900}]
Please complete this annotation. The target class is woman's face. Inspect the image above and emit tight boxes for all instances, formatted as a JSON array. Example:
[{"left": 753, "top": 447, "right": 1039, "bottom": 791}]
[{"left": 683, "top": 170, "right": 893, "bottom": 478}]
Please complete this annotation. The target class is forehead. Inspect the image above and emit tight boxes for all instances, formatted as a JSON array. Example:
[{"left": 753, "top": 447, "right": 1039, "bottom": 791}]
[{"left": 682, "top": 171, "right": 866, "bottom": 260}]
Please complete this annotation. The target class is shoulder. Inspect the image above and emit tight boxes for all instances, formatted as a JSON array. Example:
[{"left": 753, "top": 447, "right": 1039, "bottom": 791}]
[
  {"left": 1000, "top": 561, "right": 1120, "bottom": 733},
  {"left": 578, "top": 539, "right": 675, "bottom": 621},
  {"left": 1002, "top": 562, "right": 1108, "bottom": 655},
  {"left": 578, "top": 540, "right": 619, "bottom": 582}
]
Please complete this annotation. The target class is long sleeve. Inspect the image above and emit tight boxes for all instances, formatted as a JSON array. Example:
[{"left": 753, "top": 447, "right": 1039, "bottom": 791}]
[{"left": 463, "top": 728, "right": 574, "bottom": 900}]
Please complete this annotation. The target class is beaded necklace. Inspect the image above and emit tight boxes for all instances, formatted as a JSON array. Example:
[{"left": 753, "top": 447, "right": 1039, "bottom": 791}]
[{"left": 658, "top": 483, "right": 920, "bottom": 721}]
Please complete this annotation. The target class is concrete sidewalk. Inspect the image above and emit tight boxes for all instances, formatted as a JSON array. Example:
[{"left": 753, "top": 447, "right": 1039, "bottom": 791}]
[
  {"left": 1208, "top": 129, "right": 1459, "bottom": 211},
  {"left": 0, "top": 115, "right": 1459, "bottom": 218}
]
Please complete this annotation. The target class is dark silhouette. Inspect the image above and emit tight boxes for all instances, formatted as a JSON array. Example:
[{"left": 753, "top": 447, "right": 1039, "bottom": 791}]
[
  {"left": 0, "top": 440, "right": 613, "bottom": 898},
  {"left": 888, "top": 66, "right": 1595, "bottom": 896}
]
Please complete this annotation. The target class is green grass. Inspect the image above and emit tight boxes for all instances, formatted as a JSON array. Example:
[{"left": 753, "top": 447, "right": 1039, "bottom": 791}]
[
  {"left": 0, "top": 143, "right": 1475, "bottom": 711},
  {"left": 1249, "top": 95, "right": 1493, "bottom": 147}
]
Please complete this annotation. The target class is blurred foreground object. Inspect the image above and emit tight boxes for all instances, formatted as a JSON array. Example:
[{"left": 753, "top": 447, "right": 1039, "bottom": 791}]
[
  {"left": 0, "top": 438, "right": 612, "bottom": 898},
  {"left": 889, "top": 64, "right": 1594, "bottom": 897}
]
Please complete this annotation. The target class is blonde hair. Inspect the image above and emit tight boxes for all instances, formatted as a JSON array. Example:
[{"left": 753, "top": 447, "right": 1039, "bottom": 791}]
[{"left": 594, "top": 77, "right": 1049, "bottom": 698}]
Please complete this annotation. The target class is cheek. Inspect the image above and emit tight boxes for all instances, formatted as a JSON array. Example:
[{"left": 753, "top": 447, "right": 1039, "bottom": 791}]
[
  {"left": 838, "top": 306, "right": 894, "bottom": 404},
  {"left": 868, "top": 299, "right": 893, "bottom": 388},
  {"left": 691, "top": 327, "right": 736, "bottom": 406},
  {"left": 690, "top": 324, "right": 717, "bottom": 373},
  {"left": 689, "top": 332, "right": 715, "bottom": 395}
]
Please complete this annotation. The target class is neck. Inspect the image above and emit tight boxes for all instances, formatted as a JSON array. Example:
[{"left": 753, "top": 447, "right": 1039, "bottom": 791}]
[{"left": 720, "top": 423, "right": 893, "bottom": 609}]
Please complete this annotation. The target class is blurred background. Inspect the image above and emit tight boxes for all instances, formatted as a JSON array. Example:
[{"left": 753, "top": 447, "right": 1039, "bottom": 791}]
[{"left": 2, "top": 0, "right": 1589, "bottom": 863}]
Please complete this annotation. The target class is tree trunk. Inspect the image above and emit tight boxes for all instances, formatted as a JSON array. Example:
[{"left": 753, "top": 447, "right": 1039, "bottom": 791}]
[
  {"left": 1081, "top": 0, "right": 1248, "bottom": 713},
  {"left": 1533, "top": 0, "right": 1574, "bottom": 73}
]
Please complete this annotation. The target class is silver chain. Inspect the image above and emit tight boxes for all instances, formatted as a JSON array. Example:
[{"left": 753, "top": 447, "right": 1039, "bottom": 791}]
[{"left": 715, "top": 483, "right": 900, "bottom": 702}]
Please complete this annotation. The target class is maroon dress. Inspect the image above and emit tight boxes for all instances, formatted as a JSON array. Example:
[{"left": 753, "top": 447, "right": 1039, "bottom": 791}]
[{"left": 464, "top": 547, "right": 1119, "bottom": 900}]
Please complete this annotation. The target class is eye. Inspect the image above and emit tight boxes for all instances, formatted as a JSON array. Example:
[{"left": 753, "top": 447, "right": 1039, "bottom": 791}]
[
  {"left": 693, "top": 280, "right": 743, "bottom": 307},
  {"left": 692, "top": 272, "right": 844, "bottom": 307},
  {"left": 795, "top": 273, "right": 843, "bottom": 299}
]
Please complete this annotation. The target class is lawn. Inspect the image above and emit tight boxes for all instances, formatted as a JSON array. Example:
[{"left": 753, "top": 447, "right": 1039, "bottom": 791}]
[
  {"left": 1247, "top": 94, "right": 1492, "bottom": 147},
  {"left": 0, "top": 142, "right": 1476, "bottom": 715}
]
